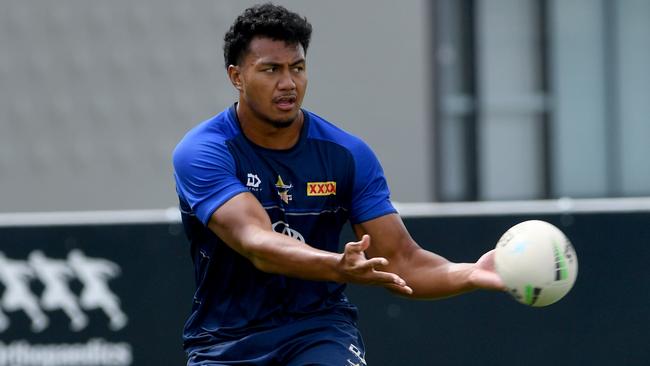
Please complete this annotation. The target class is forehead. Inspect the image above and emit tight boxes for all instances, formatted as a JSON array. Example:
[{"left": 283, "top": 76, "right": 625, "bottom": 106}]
[{"left": 243, "top": 36, "right": 305, "bottom": 65}]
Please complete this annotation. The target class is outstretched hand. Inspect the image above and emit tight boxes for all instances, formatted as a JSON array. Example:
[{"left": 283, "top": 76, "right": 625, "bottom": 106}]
[
  {"left": 337, "top": 235, "right": 413, "bottom": 295},
  {"left": 468, "top": 249, "right": 506, "bottom": 291}
]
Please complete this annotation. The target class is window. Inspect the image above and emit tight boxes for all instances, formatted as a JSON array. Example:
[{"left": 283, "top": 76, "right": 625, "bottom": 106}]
[{"left": 433, "top": 0, "right": 650, "bottom": 201}]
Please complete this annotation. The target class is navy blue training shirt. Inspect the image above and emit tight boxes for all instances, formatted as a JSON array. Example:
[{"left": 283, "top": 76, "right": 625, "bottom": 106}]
[{"left": 173, "top": 105, "right": 396, "bottom": 348}]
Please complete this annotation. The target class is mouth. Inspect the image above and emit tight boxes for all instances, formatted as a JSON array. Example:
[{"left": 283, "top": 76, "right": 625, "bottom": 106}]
[{"left": 273, "top": 95, "right": 297, "bottom": 111}]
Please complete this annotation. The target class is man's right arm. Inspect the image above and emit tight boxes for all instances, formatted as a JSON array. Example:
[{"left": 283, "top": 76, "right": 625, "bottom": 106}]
[{"left": 207, "top": 192, "right": 412, "bottom": 295}]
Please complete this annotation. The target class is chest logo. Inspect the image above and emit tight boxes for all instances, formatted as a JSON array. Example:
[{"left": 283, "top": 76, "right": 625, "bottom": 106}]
[
  {"left": 246, "top": 173, "right": 261, "bottom": 189},
  {"left": 271, "top": 221, "right": 305, "bottom": 242},
  {"left": 307, "top": 181, "right": 337, "bottom": 196},
  {"left": 275, "top": 175, "right": 293, "bottom": 204}
]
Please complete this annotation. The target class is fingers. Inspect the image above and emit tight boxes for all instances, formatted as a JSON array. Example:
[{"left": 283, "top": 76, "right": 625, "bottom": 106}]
[
  {"left": 385, "top": 282, "right": 414, "bottom": 296},
  {"left": 366, "top": 267, "right": 412, "bottom": 295},
  {"left": 344, "top": 235, "right": 387, "bottom": 268},
  {"left": 469, "top": 268, "right": 506, "bottom": 291},
  {"left": 371, "top": 269, "right": 406, "bottom": 286},
  {"left": 363, "top": 256, "right": 389, "bottom": 268},
  {"left": 345, "top": 234, "right": 371, "bottom": 254},
  {"left": 346, "top": 255, "right": 397, "bottom": 284},
  {"left": 344, "top": 235, "right": 388, "bottom": 268},
  {"left": 340, "top": 234, "right": 412, "bottom": 294},
  {"left": 475, "top": 249, "right": 496, "bottom": 271},
  {"left": 340, "top": 252, "right": 408, "bottom": 289}
]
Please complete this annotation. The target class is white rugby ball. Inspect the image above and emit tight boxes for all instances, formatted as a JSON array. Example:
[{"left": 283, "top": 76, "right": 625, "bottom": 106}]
[{"left": 494, "top": 220, "right": 578, "bottom": 307}]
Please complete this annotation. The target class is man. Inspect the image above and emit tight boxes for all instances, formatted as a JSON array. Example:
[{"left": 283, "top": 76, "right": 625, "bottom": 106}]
[{"left": 173, "top": 3, "right": 504, "bottom": 365}]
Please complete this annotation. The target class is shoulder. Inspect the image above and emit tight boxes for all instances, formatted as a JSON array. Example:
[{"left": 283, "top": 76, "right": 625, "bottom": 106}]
[
  {"left": 173, "top": 107, "right": 241, "bottom": 168},
  {"left": 304, "top": 111, "right": 395, "bottom": 223},
  {"left": 304, "top": 110, "right": 374, "bottom": 159}
]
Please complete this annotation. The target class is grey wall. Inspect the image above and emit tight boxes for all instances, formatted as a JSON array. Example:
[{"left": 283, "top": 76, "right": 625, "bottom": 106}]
[{"left": 0, "top": 0, "right": 432, "bottom": 213}]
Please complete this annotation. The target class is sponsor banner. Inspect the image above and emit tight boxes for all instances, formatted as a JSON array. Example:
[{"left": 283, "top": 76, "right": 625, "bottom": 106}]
[
  {"left": 0, "top": 339, "right": 131, "bottom": 366},
  {"left": 0, "top": 223, "right": 193, "bottom": 365}
]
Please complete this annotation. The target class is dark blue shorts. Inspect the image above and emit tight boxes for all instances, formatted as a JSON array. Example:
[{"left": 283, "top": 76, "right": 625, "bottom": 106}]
[{"left": 186, "top": 314, "right": 367, "bottom": 366}]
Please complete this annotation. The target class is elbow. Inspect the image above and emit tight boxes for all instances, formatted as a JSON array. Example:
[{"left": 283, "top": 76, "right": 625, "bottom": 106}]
[{"left": 249, "top": 254, "right": 275, "bottom": 273}]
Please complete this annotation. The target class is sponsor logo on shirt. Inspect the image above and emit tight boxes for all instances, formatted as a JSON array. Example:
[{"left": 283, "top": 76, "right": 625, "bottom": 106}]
[
  {"left": 246, "top": 173, "right": 261, "bottom": 191},
  {"left": 347, "top": 343, "right": 367, "bottom": 365},
  {"left": 307, "top": 181, "right": 336, "bottom": 196},
  {"left": 271, "top": 221, "right": 305, "bottom": 242}
]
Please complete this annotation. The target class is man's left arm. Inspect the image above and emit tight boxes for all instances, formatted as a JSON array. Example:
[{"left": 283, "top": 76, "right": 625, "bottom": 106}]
[{"left": 353, "top": 213, "right": 505, "bottom": 299}]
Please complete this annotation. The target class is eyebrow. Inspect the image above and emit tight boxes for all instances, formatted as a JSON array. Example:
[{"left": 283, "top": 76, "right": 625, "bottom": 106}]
[{"left": 259, "top": 59, "right": 306, "bottom": 67}]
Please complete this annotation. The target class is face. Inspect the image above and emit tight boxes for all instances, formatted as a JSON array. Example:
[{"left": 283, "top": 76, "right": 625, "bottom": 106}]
[{"left": 229, "top": 37, "right": 307, "bottom": 128}]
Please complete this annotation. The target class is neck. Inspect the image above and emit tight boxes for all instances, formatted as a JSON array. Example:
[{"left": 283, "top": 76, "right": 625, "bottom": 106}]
[{"left": 236, "top": 102, "right": 304, "bottom": 150}]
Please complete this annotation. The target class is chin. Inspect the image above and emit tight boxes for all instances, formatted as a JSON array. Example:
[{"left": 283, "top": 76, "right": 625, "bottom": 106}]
[
  {"left": 267, "top": 111, "right": 300, "bottom": 129},
  {"left": 267, "top": 117, "right": 296, "bottom": 129}
]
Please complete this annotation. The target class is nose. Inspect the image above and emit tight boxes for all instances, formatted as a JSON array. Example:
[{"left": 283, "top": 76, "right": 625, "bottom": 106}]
[{"left": 277, "top": 69, "right": 296, "bottom": 91}]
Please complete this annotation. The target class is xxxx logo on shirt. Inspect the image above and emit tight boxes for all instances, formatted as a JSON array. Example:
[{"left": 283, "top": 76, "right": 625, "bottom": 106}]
[{"left": 307, "top": 181, "right": 336, "bottom": 196}]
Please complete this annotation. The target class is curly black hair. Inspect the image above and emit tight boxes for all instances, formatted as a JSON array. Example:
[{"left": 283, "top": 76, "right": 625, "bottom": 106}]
[{"left": 223, "top": 3, "right": 312, "bottom": 69}]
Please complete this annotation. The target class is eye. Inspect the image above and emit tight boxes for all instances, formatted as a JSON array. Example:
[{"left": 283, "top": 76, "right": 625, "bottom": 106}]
[
  {"left": 292, "top": 66, "right": 305, "bottom": 73},
  {"left": 264, "top": 66, "right": 276, "bottom": 73}
]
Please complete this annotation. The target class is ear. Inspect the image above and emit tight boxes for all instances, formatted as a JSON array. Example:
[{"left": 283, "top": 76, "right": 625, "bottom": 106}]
[{"left": 227, "top": 65, "right": 243, "bottom": 92}]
